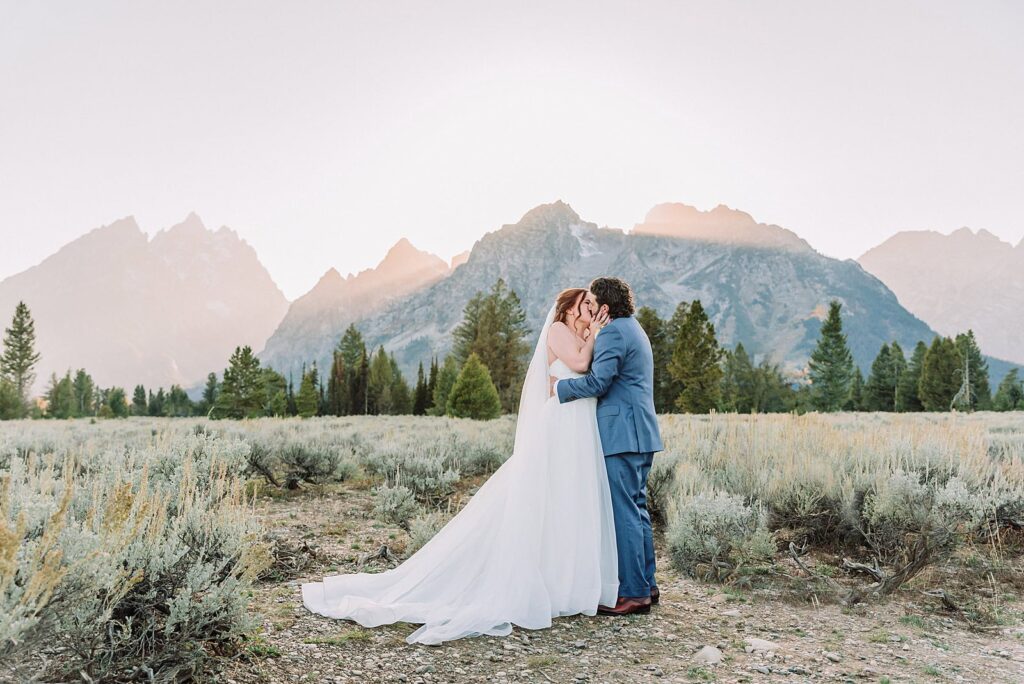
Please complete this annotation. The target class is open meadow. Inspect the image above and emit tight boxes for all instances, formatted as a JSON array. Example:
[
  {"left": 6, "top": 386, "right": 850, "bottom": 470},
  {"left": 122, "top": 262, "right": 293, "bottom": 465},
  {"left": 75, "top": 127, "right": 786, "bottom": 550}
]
[{"left": 3, "top": 412, "right": 1024, "bottom": 683}]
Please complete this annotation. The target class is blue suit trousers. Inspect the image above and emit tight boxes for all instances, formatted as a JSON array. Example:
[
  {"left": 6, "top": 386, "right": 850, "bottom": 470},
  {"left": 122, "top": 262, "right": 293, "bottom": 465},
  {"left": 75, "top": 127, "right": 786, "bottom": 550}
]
[{"left": 604, "top": 451, "right": 657, "bottom": 598}]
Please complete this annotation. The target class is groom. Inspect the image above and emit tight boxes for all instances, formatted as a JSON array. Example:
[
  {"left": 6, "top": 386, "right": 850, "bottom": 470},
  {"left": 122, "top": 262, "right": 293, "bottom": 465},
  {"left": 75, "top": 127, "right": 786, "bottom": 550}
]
[{"left": 552, "top": 277, "right": 664, "bottom": 615}]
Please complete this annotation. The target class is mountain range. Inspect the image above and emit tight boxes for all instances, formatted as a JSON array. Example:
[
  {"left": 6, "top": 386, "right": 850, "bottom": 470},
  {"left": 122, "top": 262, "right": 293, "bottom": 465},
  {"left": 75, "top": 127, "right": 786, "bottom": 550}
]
[
  {"left": 859, "top": 228, "right": 1024, "bottom": 367},
  {"left": 2, "top": 203, "right": 1018, "bottom": 400},
  {"left": 0, "top": 213, "right": 288, "bottom": 396},
  {"left": 283, "top": 200, "right": 941, "bottom": 384}
]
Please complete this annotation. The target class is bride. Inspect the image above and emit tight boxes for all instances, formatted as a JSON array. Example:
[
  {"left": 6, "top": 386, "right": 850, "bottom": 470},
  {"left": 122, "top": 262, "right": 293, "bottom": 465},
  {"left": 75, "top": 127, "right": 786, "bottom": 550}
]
[{"left": 301, "top": 288, "right": 619, "bottom": 645}]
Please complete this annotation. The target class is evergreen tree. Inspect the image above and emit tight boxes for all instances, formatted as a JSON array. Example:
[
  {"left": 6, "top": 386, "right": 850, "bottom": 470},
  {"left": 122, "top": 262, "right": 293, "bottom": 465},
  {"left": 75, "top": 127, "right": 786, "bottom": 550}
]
[
  {"left": 45, "top": 371, "right": 76, "bottom": 419},
  {"left": 919, "top": 337, "right": 959, "bottom": 411},
  {"left": 0, "top": 378, "right": 23, "bottom": 419},
  {"left": 751, "top": 360, "right": 797, "bottom": 413},
  {"left": 413, "top": 361, "right": 429, "bottom": 415},
  {"left": 451, "top": 279, "right": 530, "bottom": 412},
  {"left": 720, "top": 343, "right": 756, "bottom": 413},
  {"left": 993, "top": 368, "right": 1024, "bottom": 411},
  {"left": 326, "top": 350, "right": 348, "bottom": 416},
  {"left": 338, "top": 324, "right": 366, "bottom": 369},
  {"left": 367, "top": 346, "right": 394, "bottom": 415},
  {"left": 148, "top": 388, "right": 166, "bottom": 417},
  {"left": 889, "top": 341, "right": 908, "bottom": 410},
  {"left": 295, "top": 364, "right": 320, "bottom": 417},
  {"left": 430, "top": 356, "right": 459, "bottom": 416},
  {"left": 637, "top": 306, "right": 673, "bottom": 413},
  {"left": 389, "top": 354, "right": 412, "bottom": 414},
  {"left": 897, "top": 341, "right": 927, "bottom": 412},
  {"left": 165, "top": 385, "right": 192, "bottom": 416},
  {"left": 845, "top": 367, "right": 865, "bottom": 411},
  {"left": 131, "top": 384, "right": 148, "bottom": 416},
  {"left": 426, "top": 357, "right": 439, "bottom": 412},
  {"left": 71, "top": 368, "right": 96, "bottom": 416},
  {"left": 953, "top": 330, "right": 991, "bottom": 410},
  {"left": 318, "top": 372, "right": 328, "bottom": 416},
  {"left": 667, "top": 300, "right": 723, "bottom": 413},
  {"left": 199, "top": 372, "right": 219, "bottom": 416},
  {"left": 446, "top": 353, "right": 502, "bottom": 420},
  {"left": 212, "top": 345, "right": 265, "bottom": 419},
  {"left": 807, "top": 300, "right": 854, "bottom": 412},
  {"left": 285, "top": 375, "right": 298, "bottom": 416},
  {"left": 864, "top": 344, "right": 895, "bottom": 411},
  {"left": 106, "top": 387, "right": 129, "bottom": 418},
  {"left": 0, "top": 301, "right": 42, "bottom": 417},
  {"left": 261, "top": 367, "right": 287, "bottom": 416},
  {"left": 348, "top": 351, "right": 369, "bottom": 415}
]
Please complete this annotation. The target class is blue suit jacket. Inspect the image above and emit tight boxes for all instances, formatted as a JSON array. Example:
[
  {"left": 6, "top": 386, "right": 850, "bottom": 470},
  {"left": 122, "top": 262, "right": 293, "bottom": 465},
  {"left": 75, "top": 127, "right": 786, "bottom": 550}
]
[{"left": 556, "top": 315, "right": 664, "bottom": 457}]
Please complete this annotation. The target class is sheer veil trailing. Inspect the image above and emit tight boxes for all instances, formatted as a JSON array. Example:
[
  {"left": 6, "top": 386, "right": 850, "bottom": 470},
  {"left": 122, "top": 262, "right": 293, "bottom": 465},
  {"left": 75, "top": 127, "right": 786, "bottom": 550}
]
[{"left": 511, "top": 304, "right": 558, "bottom": 456}]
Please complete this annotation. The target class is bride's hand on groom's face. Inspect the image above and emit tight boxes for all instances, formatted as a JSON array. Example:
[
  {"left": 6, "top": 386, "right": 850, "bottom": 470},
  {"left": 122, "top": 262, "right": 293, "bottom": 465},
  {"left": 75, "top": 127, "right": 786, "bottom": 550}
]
[{"left": 590, "top": 309, "right": 610, "bottom": 336}]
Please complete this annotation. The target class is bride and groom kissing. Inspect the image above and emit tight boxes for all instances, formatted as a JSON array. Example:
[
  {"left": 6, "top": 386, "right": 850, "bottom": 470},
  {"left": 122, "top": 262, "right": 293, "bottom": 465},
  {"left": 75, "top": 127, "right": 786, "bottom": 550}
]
[{"left": 302, "top": 277, "right": 663, "bottom": 645}]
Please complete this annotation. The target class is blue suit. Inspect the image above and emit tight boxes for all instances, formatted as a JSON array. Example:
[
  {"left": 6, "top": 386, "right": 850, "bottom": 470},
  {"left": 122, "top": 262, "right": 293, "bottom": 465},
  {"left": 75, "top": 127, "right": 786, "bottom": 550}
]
[{"left": 556, "top": 315, "right": 664, "bottom": 599}]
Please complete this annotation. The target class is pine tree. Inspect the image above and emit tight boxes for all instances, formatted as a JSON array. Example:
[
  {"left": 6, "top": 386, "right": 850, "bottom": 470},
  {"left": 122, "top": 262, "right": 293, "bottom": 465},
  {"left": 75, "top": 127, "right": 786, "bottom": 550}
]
[
  {"left": 889, "top": 341, "right": 908, "bottom": 411},
  {"left": 919, "top": 337, "right": 959, "bottom": 411},
  {"left": 200, "top": 372, "right": 219, "bottom": 416},
  {"left": 430, "top": 356, "right": 459, "bottom": 416},
  {"left": 131, "top": 384, "right": 147, "bottom": 416},
  {"left": 295, "top": 364, "right": 319, "bottom": 417},
  {"left": 0, "top": 378, "right": 23, "bottom": 419},
  {"left": 451, "top": 279, "right": 530, "bottom": 412},
  {"left": 0, "top": 301, "right": 41, "bottom": 417},
  {"left": 807, "top": 300, "right": 854, "bottom": 412},
  {"left": 864, "top": 344, "right": 895, "bottom": 411},
  {"left": 446, "top": 353, "right": 502, "bottom": 420},
  {"left": 286, "top": 375, "right": 298, "bottom": 416},
  {"left": 897, "top": 341, "right": 927, "bottom": 412},
  {"left": 212, "top": 345, "right": 265, "bottom": 419},
  {"left": 326, "top": 350, "right": 348, "bottom": 416},
  {"left": 413, "top": 361, "right": 429, "bottom": 415},
  {"left": 389, "top": 354, "right": 412, "bottom": 414},
  {"left": 45, "top": 371, "right": 76, "bottom": 418},
  {"left": 348, "top": 351, "right": 369, "bottom": 415},
  {"left": 106, "top": 387, "right": 129, "bottom": 418},
  {"left": 426, "top": 357, "right": 439, "bottom": 412},
  {"left": 993, "top": 368, "right": 1024, "bottom": 411},
  {"left": 367, "top": 346, "right": 394, "bottom": 415},
  {"left": 148, "top": 388, "right": 166, "bottom": 417},
  {"left": 953, "top": 330, "right": 991, "bottom": 410},
  {"left": 667, "top": 300, "right": 723, "bottom": 413},
  {"left": 752, "top": 360, "right": 796, "bottom": 413},
  {"left": 165, "top": 385, "right": 192, "bottom": 417},
  {"left": 720, "top": 343, "right": 755, "bottom": 413},
  {"left": 637, "top": 306, "right": 673, "bottom": 413},
  {"left": 845, "top": 367, "right": 865, "bottom": 411},
  {"left": 72, "top": 369, "right": 96, "bottom": 416}
]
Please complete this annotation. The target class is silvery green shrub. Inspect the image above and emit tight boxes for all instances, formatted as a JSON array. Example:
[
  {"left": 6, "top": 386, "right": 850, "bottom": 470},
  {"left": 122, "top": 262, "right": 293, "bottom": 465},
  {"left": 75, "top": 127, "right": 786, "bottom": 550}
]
[
  {"left": 406, "top": 509, "right": 451, "bottom": 556},
  {"left": 667, "top": 491, "right": 776, "bottom": 581},
  {"left": 0, "top": 424, "right": 268, "bottom": 683},
  {"left": 372, "top": 483, "right": 419, "bottom": 528}
]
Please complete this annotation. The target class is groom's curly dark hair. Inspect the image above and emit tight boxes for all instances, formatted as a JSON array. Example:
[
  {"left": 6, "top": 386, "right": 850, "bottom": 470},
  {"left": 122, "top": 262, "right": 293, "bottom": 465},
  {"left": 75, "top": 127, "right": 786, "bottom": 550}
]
[{"left": 590, "top": 277, "right": 635, "bottom": 319}]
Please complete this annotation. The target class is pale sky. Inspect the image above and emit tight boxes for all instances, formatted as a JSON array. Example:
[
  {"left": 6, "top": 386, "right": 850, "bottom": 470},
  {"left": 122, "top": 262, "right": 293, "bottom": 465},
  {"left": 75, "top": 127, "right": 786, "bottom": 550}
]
[{"left": 1, "top": 1, "right": 1022, "bottom": 300}]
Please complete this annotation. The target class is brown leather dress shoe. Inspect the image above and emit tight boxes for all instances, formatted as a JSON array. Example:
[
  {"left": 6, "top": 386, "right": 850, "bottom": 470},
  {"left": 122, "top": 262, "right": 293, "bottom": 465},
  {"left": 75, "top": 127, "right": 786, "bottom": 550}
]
[
  {"left": 650, "top": 586, "right": 660, "bottom": 605},
  {"left": 597, "top": 596, "right": 652, "bottom": 616}
]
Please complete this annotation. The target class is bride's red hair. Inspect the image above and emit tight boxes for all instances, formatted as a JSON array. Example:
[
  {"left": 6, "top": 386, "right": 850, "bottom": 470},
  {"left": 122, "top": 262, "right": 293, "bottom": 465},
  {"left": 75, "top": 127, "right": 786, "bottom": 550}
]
[{"left": 554, "top": 288, "right": 588, "bottom": 325}]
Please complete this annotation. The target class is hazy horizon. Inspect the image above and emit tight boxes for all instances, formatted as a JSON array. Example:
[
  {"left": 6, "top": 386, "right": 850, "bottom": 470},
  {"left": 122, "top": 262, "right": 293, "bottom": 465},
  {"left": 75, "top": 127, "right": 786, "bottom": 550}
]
[{"left": 2, "top": 1, "right": 1022, "bottom": 300}]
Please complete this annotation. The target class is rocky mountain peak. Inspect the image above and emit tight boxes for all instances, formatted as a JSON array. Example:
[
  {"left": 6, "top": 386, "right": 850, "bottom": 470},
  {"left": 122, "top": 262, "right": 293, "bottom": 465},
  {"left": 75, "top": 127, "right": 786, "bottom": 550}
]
[
  {"left": 633, "top": 202, "right": 811, "bottom": 252},
  {"left": 517, "top": 200, "right": 582, "bottom": 228}
]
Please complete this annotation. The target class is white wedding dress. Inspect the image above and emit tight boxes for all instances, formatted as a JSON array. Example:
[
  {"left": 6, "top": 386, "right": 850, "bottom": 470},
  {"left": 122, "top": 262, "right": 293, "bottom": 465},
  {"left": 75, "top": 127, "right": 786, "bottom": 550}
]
[{"left": 301, "top": 306, "right": 619, "bottom": 645}]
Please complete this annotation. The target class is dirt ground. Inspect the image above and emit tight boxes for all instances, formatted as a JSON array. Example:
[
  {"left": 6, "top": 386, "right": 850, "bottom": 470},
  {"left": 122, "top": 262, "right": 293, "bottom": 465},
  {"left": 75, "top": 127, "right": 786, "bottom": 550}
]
[{"left": 222, "top": 483, "right": 1024, "bottom": 684}]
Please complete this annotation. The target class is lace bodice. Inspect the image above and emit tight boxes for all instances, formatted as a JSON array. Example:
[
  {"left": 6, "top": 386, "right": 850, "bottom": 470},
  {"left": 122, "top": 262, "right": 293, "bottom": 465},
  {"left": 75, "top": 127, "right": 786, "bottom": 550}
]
[{"left": 548, "top": 358, "right": 584, "bottom": 380}]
